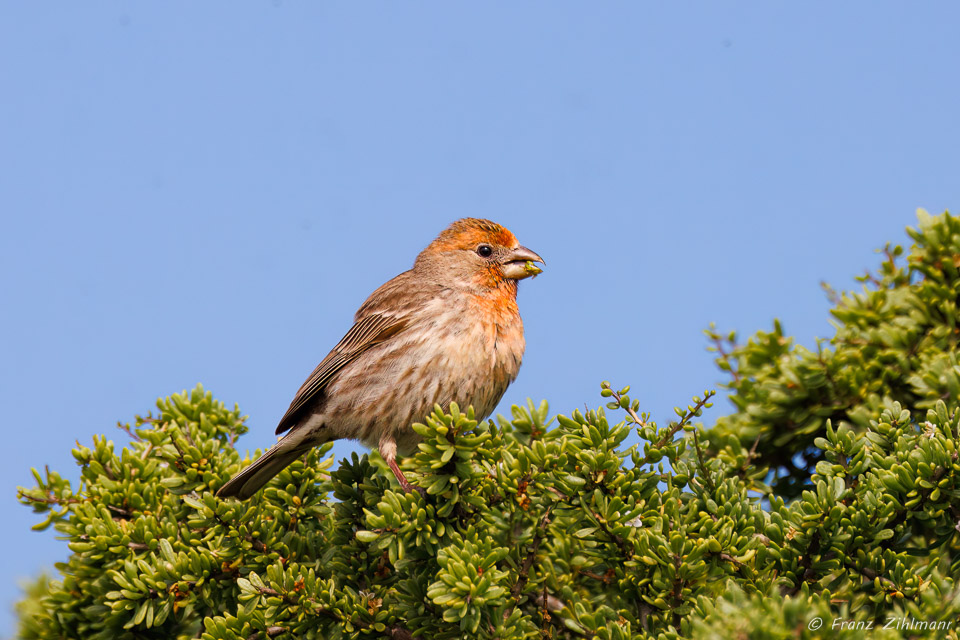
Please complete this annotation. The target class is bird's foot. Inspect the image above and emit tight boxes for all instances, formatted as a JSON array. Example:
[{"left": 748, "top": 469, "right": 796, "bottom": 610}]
[{"left": 388, "top": 457, "right": 427, "bottom": 497}]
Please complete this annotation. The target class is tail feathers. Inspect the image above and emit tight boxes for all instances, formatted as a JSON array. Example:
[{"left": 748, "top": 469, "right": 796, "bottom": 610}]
[{"left": 217, "top": 437, "right": 311, "bottom": 500}]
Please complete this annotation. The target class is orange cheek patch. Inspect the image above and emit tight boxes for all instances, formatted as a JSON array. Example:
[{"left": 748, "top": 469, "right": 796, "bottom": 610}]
[{"left": 475, "top": 264, "right": 506, "bottom": 288}]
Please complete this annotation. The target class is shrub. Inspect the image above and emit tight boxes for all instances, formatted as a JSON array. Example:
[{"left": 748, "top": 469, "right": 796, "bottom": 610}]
[{"left": 16, "top": 210, "right": 960, "bottom": 639}]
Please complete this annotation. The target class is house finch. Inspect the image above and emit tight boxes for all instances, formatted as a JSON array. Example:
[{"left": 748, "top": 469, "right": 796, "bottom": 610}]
[{"left": 217, "top": 218, "right": 543, "bottom": 499}]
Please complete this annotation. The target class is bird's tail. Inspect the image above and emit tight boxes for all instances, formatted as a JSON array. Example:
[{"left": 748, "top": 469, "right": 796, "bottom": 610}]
[{"left": 216, "top": 432, "right": 313, "bottom": 500}]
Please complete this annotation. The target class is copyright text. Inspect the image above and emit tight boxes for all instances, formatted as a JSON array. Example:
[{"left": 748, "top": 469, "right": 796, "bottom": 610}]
[{"left": 806, "top": 616, "right": 954, "bottom": 632}]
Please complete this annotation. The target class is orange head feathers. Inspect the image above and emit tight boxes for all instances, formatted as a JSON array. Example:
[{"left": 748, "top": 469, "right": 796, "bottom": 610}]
[
  {"left": 414, "top": 218, "right": 544, "bottom": 290},
  {"left": 427, "top": 218, "right": 519, "bottom": 253}
]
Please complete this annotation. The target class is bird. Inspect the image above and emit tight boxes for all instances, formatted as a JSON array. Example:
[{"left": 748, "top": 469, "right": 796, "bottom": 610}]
[{"left": 217, "top": 218, "right": 544, "bottom": 500}]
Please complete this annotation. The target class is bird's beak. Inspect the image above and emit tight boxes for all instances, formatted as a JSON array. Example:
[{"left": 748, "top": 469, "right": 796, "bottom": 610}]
[{"left": 501, "top": 246, "right": 545, "bottom": 280}]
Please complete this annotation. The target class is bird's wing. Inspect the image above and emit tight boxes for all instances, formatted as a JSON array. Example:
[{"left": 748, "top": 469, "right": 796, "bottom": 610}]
[{"left": 274, "top": 312, "right": 408, "bottom": 434}]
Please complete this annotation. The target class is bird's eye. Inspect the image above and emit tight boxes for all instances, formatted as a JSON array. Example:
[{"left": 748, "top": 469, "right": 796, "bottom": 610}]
[{"left": 476, "top": 244, "right": 494, "bottom": 258}]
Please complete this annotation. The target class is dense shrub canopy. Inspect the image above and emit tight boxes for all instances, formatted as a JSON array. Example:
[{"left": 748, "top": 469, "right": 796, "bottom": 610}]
[
  {"left": 708, "top": 210, "right": 960, "bottom": 500},
  {"left": 16, "top": 210, "right": 960, "bottom": 639}
]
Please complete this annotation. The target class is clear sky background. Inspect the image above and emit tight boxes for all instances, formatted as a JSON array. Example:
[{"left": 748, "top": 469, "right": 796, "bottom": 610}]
[{"left": 2, "top": 2, "right": 959, "bottom": 634}]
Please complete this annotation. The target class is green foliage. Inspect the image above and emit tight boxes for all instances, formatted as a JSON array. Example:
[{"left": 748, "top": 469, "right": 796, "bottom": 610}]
[
  {"left": 14, "top": 574, "right": 51, "bottom": 640},
  {"left": 706, "top": 209, "right": 960, "bottom": 498},
  {"left": 15, "top": 210, "right": 960, "bottom": 639}
]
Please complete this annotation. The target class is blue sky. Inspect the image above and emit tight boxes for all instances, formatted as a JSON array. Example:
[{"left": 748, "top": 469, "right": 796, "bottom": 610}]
[{"left": 2, "top": 2, "right": 958, "bottom": 634}]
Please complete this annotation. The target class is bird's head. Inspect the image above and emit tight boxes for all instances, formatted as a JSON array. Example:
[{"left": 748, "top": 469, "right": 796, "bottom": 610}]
[{"left": 415, "top": 218, "right": 545, "bottom": 291}]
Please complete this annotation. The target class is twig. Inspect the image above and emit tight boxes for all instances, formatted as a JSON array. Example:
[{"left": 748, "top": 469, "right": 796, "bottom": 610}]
[
  {"left": 253, "top": 586, "right": 413, "bottom": 639},
  {"left": 708, "top": 333, "right": 741, "bottom": 383},
  {"left": 846, "top": 563, "right": 897, "bottom": 591},
  {"left": 116, "top": 421, "right": 143, "bottom": 442},
  {"left": 107, "top": 504, "right": 133, "bottom": 518},
  {"left": 505, "top": 505, "right": 555, "bottom": 620},
  {"left": 691, "top": 429, "right": 716, "bottom": 493},
  {"left": 16, "top": 489, "right": 80, "bottom": 506},
  {"left": 595, "top": 516, "right": 631, "bottom": 558},
  {"left": 608, "top": 389, "right": 649, "bottom": 428},
  {"left": 786, "top": 530, "right": 821, "bottom": 596},
  {"left": 246, "top": 627, "right": 286, "bottom": 640},
  {"left": 639, "top": 391, "right": 716, "bottom": 466}
]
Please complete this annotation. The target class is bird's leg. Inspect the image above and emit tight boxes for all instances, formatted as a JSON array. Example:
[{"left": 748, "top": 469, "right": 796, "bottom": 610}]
[{"left": 379, "top": 437, "right": 426, "bottom": 496}]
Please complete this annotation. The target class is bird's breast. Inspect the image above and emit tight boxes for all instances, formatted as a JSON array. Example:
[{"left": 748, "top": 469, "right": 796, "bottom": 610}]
[{"left": 320, "top": 289, "right": 526, "bottom": 450}]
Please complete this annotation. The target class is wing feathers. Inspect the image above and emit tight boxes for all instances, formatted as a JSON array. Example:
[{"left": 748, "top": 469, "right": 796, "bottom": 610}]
[{"left": 274, "top": 313, "right": 408, "bottom": 434}]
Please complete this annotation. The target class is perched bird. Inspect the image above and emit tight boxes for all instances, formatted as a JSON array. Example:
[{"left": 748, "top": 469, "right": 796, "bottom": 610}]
[{"left": 217, "top": 218, "right": 543, "bottom": 499}]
